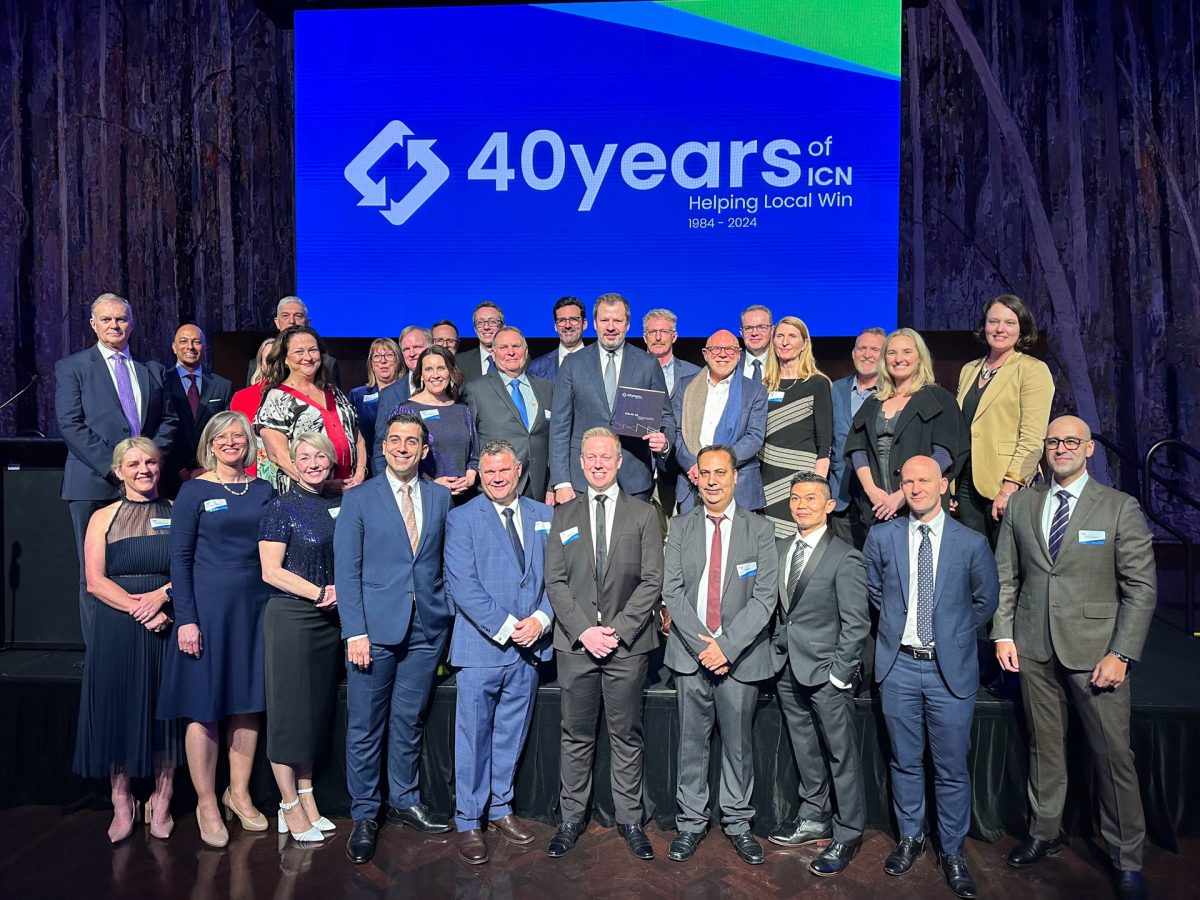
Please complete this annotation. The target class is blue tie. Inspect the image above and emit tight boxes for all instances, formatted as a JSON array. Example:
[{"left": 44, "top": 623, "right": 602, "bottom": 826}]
[
  {"left": 486, "top": 354, "right": 496, "bottom": 375},
  {"left": 509, "top": 377, "right": 530, "bottom": 429},
  {"left": 502, "top": 508, "right": 524, "bottom": 568},
  {"left": 916, "top": 524, "right": 935, "bottom": 646},
  {"left": 1048, "top": 490, "right": 1071, "bottom": 561}
]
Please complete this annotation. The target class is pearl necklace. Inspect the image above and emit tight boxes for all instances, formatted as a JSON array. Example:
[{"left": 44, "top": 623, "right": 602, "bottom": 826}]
[{"left": 215, "top": 471, "right": 251, "bottom": 497}]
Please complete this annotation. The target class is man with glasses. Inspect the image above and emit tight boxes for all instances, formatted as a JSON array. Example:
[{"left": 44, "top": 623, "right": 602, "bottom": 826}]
[
  {"left": 431, "top": 320, "right": 460, "bottom": 355},
  {"left": 738, "top": 305, "right": 773, "bottom": 384},
  {"left": 993, "top": 416, "right": 1156, "bottom": 900},
  {"left": 529, "top": 297, "right": 589, "bottom": 383},
  {"left": 643, "top": 308, "right": 699, "bottom": 526},
  {"left": 670, "top": 329, "right": 767, "bottom": 513},
  {"left": 458, "top": 302, "right": 505, "bottom": 381}
]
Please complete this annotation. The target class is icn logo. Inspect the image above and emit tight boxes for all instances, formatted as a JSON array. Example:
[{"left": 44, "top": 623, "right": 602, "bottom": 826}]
[{"left": 344, "top": 120, "right": 449, "bottom": 226}]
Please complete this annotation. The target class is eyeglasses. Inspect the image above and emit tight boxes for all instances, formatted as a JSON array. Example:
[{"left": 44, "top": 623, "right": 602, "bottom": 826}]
[
  {"left": 1044, "top": 437, "right": 1085, "bottom": 450},
  {"left": 474, "top": 318, "right": 503, "bottom": 328},
  {"left": 741, "top": 324, "right": 771, "bottom": 334},
  {"left": 645, "top": 328, "right": 675, "bottom": 337},
  {"left": 370, "top": 352, "right": 397, "bottom": 362},
  {"left": 703, "top": 346, "right": 741, "bottom": 358},
  {"left": 555, "top": 316, "right": 583, "bottom": 326},
  {"left": 433, "top": 338, "right": 458, "bottom": 347}
]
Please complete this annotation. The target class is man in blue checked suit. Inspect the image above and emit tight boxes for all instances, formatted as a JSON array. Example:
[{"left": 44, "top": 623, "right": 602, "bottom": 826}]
[{"left": 443, "top": 439, "right": 554, "bottom": 865}]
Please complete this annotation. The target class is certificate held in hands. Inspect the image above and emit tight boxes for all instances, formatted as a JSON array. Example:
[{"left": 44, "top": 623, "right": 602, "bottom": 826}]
[{"left": 611, "top": 385, "right": 666, "bottom": 437}]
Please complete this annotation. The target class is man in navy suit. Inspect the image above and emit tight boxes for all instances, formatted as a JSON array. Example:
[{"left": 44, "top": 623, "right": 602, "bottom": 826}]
[
  {"left": 161, "top": 324, "right": 232, "bottom": 498},
  {"left": 864, "top": 455, "right": 999, "bottom": 898},
  {"left": 444, "top": 439, "right": 554, "bottom": 864},
  {"left": 829, "top": 327, "right": 885, "bottom": 548},
  {"left": 671, "top": 329, "right": 768, "bottom": 514},
  {"left": 643, "top": 308, "right": 699, "bottom": 527},
  {"left": 55, "top": 293, "right": 177, "bottom": 646},
  {"left": 528, "top": 296, "right": 588, "bottom": 383},
  {"left": 549, "top": 292, "right": 675, "bottom": 503},
  {"left": 335, "top": 412, "right": 454, "bottom": 864}
]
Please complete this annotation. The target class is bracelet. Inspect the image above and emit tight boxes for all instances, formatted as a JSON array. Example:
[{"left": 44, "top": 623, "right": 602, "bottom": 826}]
[
  {"left": 315, "top": 585, "right": 327, "bottom": 605},
  {"left": 1108, "top": 649, "right": 1132, "bottom": 664}
]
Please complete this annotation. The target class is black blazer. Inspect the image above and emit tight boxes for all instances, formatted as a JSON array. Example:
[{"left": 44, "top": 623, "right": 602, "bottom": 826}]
[{"left": 161, "top": 368, "right": 233, "bottom": 493}]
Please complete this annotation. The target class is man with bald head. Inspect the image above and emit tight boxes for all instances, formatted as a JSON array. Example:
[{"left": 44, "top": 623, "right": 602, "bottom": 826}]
[
  {"left": 994, "top": 416, "right": 1155, "bottom": 899},
  {"left": 864, "top": 455, "right": 998, "bottom": 898},
  {"left": 670, "top": 329, "right": 768, "bottom": 513},
  {"left": 161, "top": 324, "right": 232, "bottom": 497}
]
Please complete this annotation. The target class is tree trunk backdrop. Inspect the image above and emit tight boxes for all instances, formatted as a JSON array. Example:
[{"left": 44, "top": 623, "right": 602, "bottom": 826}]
[{"left": 0, "top": 0, "right": 1196, "bottom": 527}]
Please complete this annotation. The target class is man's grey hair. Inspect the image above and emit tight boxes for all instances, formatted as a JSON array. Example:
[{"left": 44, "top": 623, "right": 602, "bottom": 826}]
[
  {"left": 91, "top": 292, "right": 131, "bottom": 317},
  {"left": 276, "top": 295, "right": 308, "bottom": 317},
  {"left": 642, "top": 308, "right": 677, "bottom": 331}
]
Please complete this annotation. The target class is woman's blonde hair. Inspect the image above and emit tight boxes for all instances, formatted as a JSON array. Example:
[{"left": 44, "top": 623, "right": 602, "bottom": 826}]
[
  {"left": 289, "top": 431, "right": 336, "bottom": 463},
  {"left": 196, "top": 411, "right": 257, "bottom": 471},
  {"left": 250, "top": 338, "right": 274, "bottom": 386},
  {"left": 875, "top": 327, "right": 937, "bottom": 400},
  {"left": 111, "top": 436, "right": 161, "bottom": 476},
  {"left": 365, "top": 338, "right": 401, "bottom": 388},
  {"left": 763, "top": 316, "right": 827, "bottom": 391}
]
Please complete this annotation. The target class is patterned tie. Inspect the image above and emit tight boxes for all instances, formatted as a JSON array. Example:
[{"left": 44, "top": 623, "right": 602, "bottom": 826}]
[
  {"left": 485, "top": 353, "right": 496, "bottom": 375},
  {"left": 594, "top": 495, "right": 608, "bottom": 594},
  {"left": 186, "top": 373, "right": 200, "bottom": 419},
  {"left": 1048, "top": 489, "right": 1072, "bottom": 561},
  {"left": 604, "top": 351, "right": 618, "bottom": 409},
  {"left": 509, "top": 377, "right": 530, "bottom": 430},
  {"left": 112, "top": 353, "right": 141, "bottom": 436},
  {"left": 916, "top": 524, "right": 935, "bottom": 646},
  {"left": 502, "top": 508, "right": 524, "bottom": 567},
  {"left": 786, "top": 538, "right": 808, "bottom": 603},
  {"left": 751, "top": 358, "right": 763, "bottom": 384},
  {"left": 399, "top": 483, "right": 419, "bottom": 553},
  {"left": 705, "top": 514, "right": 725, "bottom": 633}
]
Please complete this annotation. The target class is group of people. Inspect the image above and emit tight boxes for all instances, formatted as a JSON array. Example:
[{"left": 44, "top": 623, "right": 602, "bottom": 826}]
[{"left": 55, "top": 290, "right": 1156, "bottom": 900}]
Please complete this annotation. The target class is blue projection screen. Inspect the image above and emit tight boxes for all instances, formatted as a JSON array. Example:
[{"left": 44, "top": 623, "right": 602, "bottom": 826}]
[{"left": 294, "top": 2, "right": 900, "bottom": 337}]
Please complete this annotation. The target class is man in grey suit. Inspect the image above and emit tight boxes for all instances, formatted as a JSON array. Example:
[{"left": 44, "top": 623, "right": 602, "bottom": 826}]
[
  {"left": 828, "top": 327, "right": 885, "bottom": 548},
  {"left": 463, "top": 327, "right": 554, "bottom": 502},
  {"left": 994, "top": 415, "right": 1156, "bottom": 900},
  {"left": 663, "top": 444, "right": 778, "bottom": 866},
  {"left": 768, "top": 472, "right": 870, "bottom": 877},
  {"left": 544, "top": 427, "right": 664, "bottom": 861},
  {"left": 644, "top": 308, "right": 699, "bottom": 532}
]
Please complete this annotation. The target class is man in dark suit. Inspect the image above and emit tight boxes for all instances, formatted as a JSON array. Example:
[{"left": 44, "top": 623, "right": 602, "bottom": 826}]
[
  {"left": 457, "top": 302, "right": 505, "bottom": 381},
  {"left": 549, "top": 292, "right": 675, "bottom": 503},
  {"left": 244, "top": 296, "right": 340, "bottom": 387},
  {"left": 672, "top": 330, "right": 768, "bottom": 514},
  {"left": 463, "top": 327, "right": 554, "bottom": 502},
  {"left": 768, "top": 472, "right": 870, "bottom": 877},
  {"left": 161, "top": 324, "right": 232, "bottom": 498},
  {"left": 370, "top": 326, "right": 433, "bottom": 473},
  {"left": 528, "top": 296, "right": 588, "bottom": 383},
  {"left": 544, "top": 427, "right": 663, "bottom": 861},
  {"left": 829, "top": 327, "right": 885, "bottom": 548},
  {"left": 335, "top": 412, "right": 454, "bottom": 864},
  {"left": 644, "top": 308, "right": 699, "bottom": 530},
  {"left": 994, "top": 416, "right": 1156, "bottom": 900},
  {"left": 431, "top": 319, "right": 459, "bottom": 355},
  {"left": 663, "top": 444, "right": 778, "bottom": 867},
  {"left": 55, "top": 293, "right": 177, "bottom": 646},
  {"left": 444, "top": 439, "right": 554, "bottom": 865},
  {"left": 864, "top": 455, "right": 999, "bottom": 898}
]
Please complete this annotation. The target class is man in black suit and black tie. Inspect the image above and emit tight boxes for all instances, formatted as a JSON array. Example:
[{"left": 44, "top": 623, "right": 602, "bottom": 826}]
[
  {"left": 160, "top": 324, "right": 232, "bottom": 498},
  {"left": 457, "top": 302, "right": 505, "bottom": 381},
  {"left": 768, "top": 472, "right": 870, "bottom": 876}
]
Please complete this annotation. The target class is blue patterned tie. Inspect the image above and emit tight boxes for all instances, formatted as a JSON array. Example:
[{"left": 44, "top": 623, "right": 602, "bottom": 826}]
[
  {"left": 1048, "top": 490, "right": 1071, "bottom": 561},
  {"left": 916, "top": 524, "right": 935, "bottom": 646},
  {"left": 502, "top": 508, "right": 523, "bottom": 567},
  {"left": 751, "top": 358, "right": 763, "bottom": 384},
  {"left": 509, "top": 377, "right": 530, "bottom": 429},
  {"left": 112, "top": 353, "right": 141, "bottom": 435}
]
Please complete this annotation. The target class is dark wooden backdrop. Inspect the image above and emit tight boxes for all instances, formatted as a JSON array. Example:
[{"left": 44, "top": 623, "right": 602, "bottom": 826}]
[{"left": 1, "top": 0, "right": 1197, "bottom": 514}]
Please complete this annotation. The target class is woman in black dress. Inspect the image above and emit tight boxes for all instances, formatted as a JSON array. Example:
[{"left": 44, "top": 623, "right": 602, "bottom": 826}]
[
  {"left": 258, "top": 432, "right": 342, "bottom": 844},
  {"left": 74, "top": 437, "right": 181, "bottom": 843}
]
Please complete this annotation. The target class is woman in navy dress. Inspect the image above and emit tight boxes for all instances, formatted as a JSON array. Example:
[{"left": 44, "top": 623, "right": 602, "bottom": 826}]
[
  {"left": 349, "top": 338, "right": 401, "bottom": 475},
  {"left": 74, "top": 437, "right": 181, "bottom": 843},
  {"left": 158, "top": 410, "right": 274, "bottom": 848}
]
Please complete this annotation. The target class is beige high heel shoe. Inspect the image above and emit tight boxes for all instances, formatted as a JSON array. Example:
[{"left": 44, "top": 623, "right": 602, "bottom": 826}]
[
  {"left": 222, "top": 787, "right": 268, "bottom": 832},
  {"left": 144, "top": 795, "right": 175, "bottom": 840},
  {"left": 197, "top": 805, "right": 229, "bottom": 849},
  {"left": 108, "top": 796, "right": 140, "bottom": 845}
]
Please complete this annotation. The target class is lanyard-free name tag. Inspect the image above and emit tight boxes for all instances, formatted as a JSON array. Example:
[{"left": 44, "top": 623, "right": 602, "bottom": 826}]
[
  {"left": 419, "top": 408, "right": 440, "bottom": 421},
  {"left": 560, "top": 526, "right": 580, "bottom": 545},
  {"left": 150, "top": 517, "right": 171, "bottom": 530},
  {"left": 767, "top": 391, "right": 786, "bottom": 403},
  {"left": 534, "top": 520, "right": 551, "bottom": 534},
  {"left": 328, "top": 507, "right": 341, "bottom": 519},
  {"left": 364, "top": 392, "right": 378, "bottom": 403},
  {"left": 1078, "top": 530, "right": 1106, "bottom": 545},
  {"left": 203, "top": 498, "right": 228, "bottom": 513},
  {"left": 737, "top": 561, "right": 758, "bottom": 578},
  {"left": 544, "top": 409, "right": 552, "bottom": 420}
]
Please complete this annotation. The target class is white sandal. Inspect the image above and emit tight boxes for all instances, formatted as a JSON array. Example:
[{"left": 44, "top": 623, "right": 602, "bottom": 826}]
[
  {"left": 278, "top": 796, "right": 324, "bottom": 844},
  {"left": 298, "top": 786, "right": 336, "bottom": 833}
]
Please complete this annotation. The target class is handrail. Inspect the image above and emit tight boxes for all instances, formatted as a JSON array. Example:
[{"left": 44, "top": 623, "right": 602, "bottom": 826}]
[
  {"left": 1143, "top": 439, "right": 1199, "bottom": 635},
  {"left": 1091, "top": 434, "right": 1200, "bottom": 514}
]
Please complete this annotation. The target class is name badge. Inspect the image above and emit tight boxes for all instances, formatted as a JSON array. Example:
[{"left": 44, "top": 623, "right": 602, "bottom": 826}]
[
  {"left": 150, "top": 517, "right": 171, "bottom": 530},
  {"left": 736, "top": 561, "right": 758, "bottom": 578},
  {"left": 1078, "top": 530, "right": 1106, "bottom": 545},
  {"left": 534, "top": 520, "right": 551, "bottom": 534},
  {"left": 328, "top": 507, "right": 341, "bottom": 519},
  {"left": 363, "top": 392, "right": 378, "bottom": 403},
  {"left": 203, "top": 498, "right": 228, "bottom": 513},
  {"left": 544, "top": 409, "right": 552, "bottom": 420},
  {"left": 767, "top": 391, "right": 785, "bottom": 403},
  {"left": 560, "top": 526, "right": 580, "bottom": 545},
  {"left": 419, "top": 408, "right": 440, "bottom": 421}
]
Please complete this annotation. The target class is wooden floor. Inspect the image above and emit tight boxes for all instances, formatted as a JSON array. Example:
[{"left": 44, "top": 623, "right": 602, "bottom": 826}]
[{"left": 0, "top": 806, "right": 1194, "bottom": 899}]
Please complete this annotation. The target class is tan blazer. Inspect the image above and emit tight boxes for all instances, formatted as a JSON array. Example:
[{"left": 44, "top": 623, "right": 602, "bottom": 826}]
[{"left": 956, "top": 351, "right": 1054, "bottom": 498}]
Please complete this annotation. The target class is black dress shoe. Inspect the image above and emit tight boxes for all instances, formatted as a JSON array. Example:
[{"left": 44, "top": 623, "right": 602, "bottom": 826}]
[
  {"left": 1006, "top": 835, "right": 1065, "bottom": 868},
  {"left": 940, "top": 854, "right": 977, "bottom": 899},
  {"left": 809, "top": 839, "right": 861, "bottom": 876},
  {"left": 668, "top": 830, "right": 705, "bottom": 862},
  {"left": 346, "top": 819, "right": 379, "bottom": 864},
  {"left": 386, "top": 803, "right": 451, "bottom": 834},
  {"left": 884, "top": 835, "right": 926, "bottom": 876},
  {"left": 547, "top": 821, "right": 581, "bottom": 858},
  {"left": 729, "top": 832, "right": 765, "bottom": 866},
  {"left": 768, "top": 816, "right": 832, "bottom": 847},
  {"left": 618, "top": 824, "right": 654, "bottom": 860},
  {"left": 1116, "top": 871, "right": 1148, "bottom": 900}
]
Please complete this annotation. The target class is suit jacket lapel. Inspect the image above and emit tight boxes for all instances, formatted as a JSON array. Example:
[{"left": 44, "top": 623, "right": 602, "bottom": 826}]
[
  {"left": 973, "top": 354, "right": 1020, "bottom": 420},
  {"left": 576, "top": 494, "right": 597, "bottom": 580},
  {"left": 481, "top": 496, "right": 520, "bottom": 573},
  {"left": 721, "top": 509, "right": 749, "bottom": 595},
  {"left": 414, "top": 480, "right": 437, "bottom": 557},
  {"left": 531, "top": 379, "right": 553, "bottom": 434},
  {"left": 1056, "top": 480, "right": 1100, "bottom": 564},
  {"left": 893, "top": 522, "right": 910, "bottom": 608},
  {"left": 602, "top": 492, "right": 635, "bottom": 582},
  {"left": 491, "top": 372, "right": 526, "bottom": 430},
  {"left": 517, "top": 497, "right": 540, "bottom": 576},
  {"left": 132, "top": 359, "right": 150, "bottom": 425},
  {"left": 90, "top": 347, "right": 122, "bottom": 408},
  {"left": 1032, "top": 488, "right": 1052, "bottom": 563},
  {"left": 377, "top": 476, "right": 414, "bottom": 562},
  {"left": 932, "top": 521, "right": 954, "bottom": 608},
  {"left": 789, "top": 530, "right": 832, "bottom": 613}
]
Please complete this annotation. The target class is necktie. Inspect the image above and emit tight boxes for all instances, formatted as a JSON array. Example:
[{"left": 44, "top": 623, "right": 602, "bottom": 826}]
[
  {"left": 1048, "top": 489, "right": 1072, "bottom": 561},
  {"left": 112, "top": 353, "right": 141, "bottom": 435},
  {"left": 485, "top": 354, "right": 496, "bottom": 375},
  {"left": 604, "top": 351, "right": 618, "bottom": 409},
  {"left": 186, "top": 373, "right": 200, "bottom": 419},
  {"left": 502, "top": 508, "right": 524, "bottom": 567},
  {"left": 751, "top": 358, "right": 763, "bottom": 384},
  {"left": 509, "top": 378, "right": 530, "bottom": 429},
  {"left": 786, "top": 538, "right": 808, "bottom": 603},
  {"left": 916, "top": 524, "right": 934, "bottom": 646},
  {"left": 399, "top": 483, "right": 419, "bottom": 553},
  {"left": 594, "top": 495, "right": 608, "bottom": 594},
  {"left": 705, "top": 514, "right": 724, "bottom": 633}
]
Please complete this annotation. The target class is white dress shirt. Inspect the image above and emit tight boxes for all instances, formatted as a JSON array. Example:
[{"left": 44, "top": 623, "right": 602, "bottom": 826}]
[
  {"left": 695, "top": 501, "right": 736, "bottom": 637},
  {"left": 97, "top": 343, "right": 144, "bottom": 424},
  {"left": 489, "top": 498, "right": 552, "bottom": 644},
  {"left": 903, "top": 509, "right": 945, "bottom": 647},
  {"left": 1041, "top": 472, "right": 1090, "bottom": 546},
  {"left": 781, "top": 525, "right": 851, "bottom": 689},
  {"left": 557, "top": 343, "right": 584, "bottom": 365},
  {"left": 175, "top": 363, "right": 203, "bottom": 393},
  {"left": 586, "top": 483, "right": 620, "bottom": 559},
  {"left": 741, "top": 351, "right": 768, "bottom": 382},
  {"left": 500, "top": 372, "right": 539, "bottom": 426},
  {"left": 698, "top": 371, "right": 733, "bottom": 448}
]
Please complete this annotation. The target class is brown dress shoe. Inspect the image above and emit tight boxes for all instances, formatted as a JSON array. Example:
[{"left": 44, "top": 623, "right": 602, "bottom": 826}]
[
  {"left": 489, "top": 815, "right": 535, "bottom": 845},
  {"left": 457, "top": 829, "right": 488, "bottom": 865}
]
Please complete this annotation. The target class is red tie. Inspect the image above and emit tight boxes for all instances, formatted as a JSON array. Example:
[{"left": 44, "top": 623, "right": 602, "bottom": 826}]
[
  {"left": 186, "top": 373, "right": 200, "bottom": 418},
  {"left": 705, "top": 514, "right": 724, "bottom": 633}
]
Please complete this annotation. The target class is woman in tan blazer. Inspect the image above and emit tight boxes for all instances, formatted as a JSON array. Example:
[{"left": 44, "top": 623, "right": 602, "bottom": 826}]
[{"left": 956, "top": 294, "right": 1054, "bottom": 546}]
